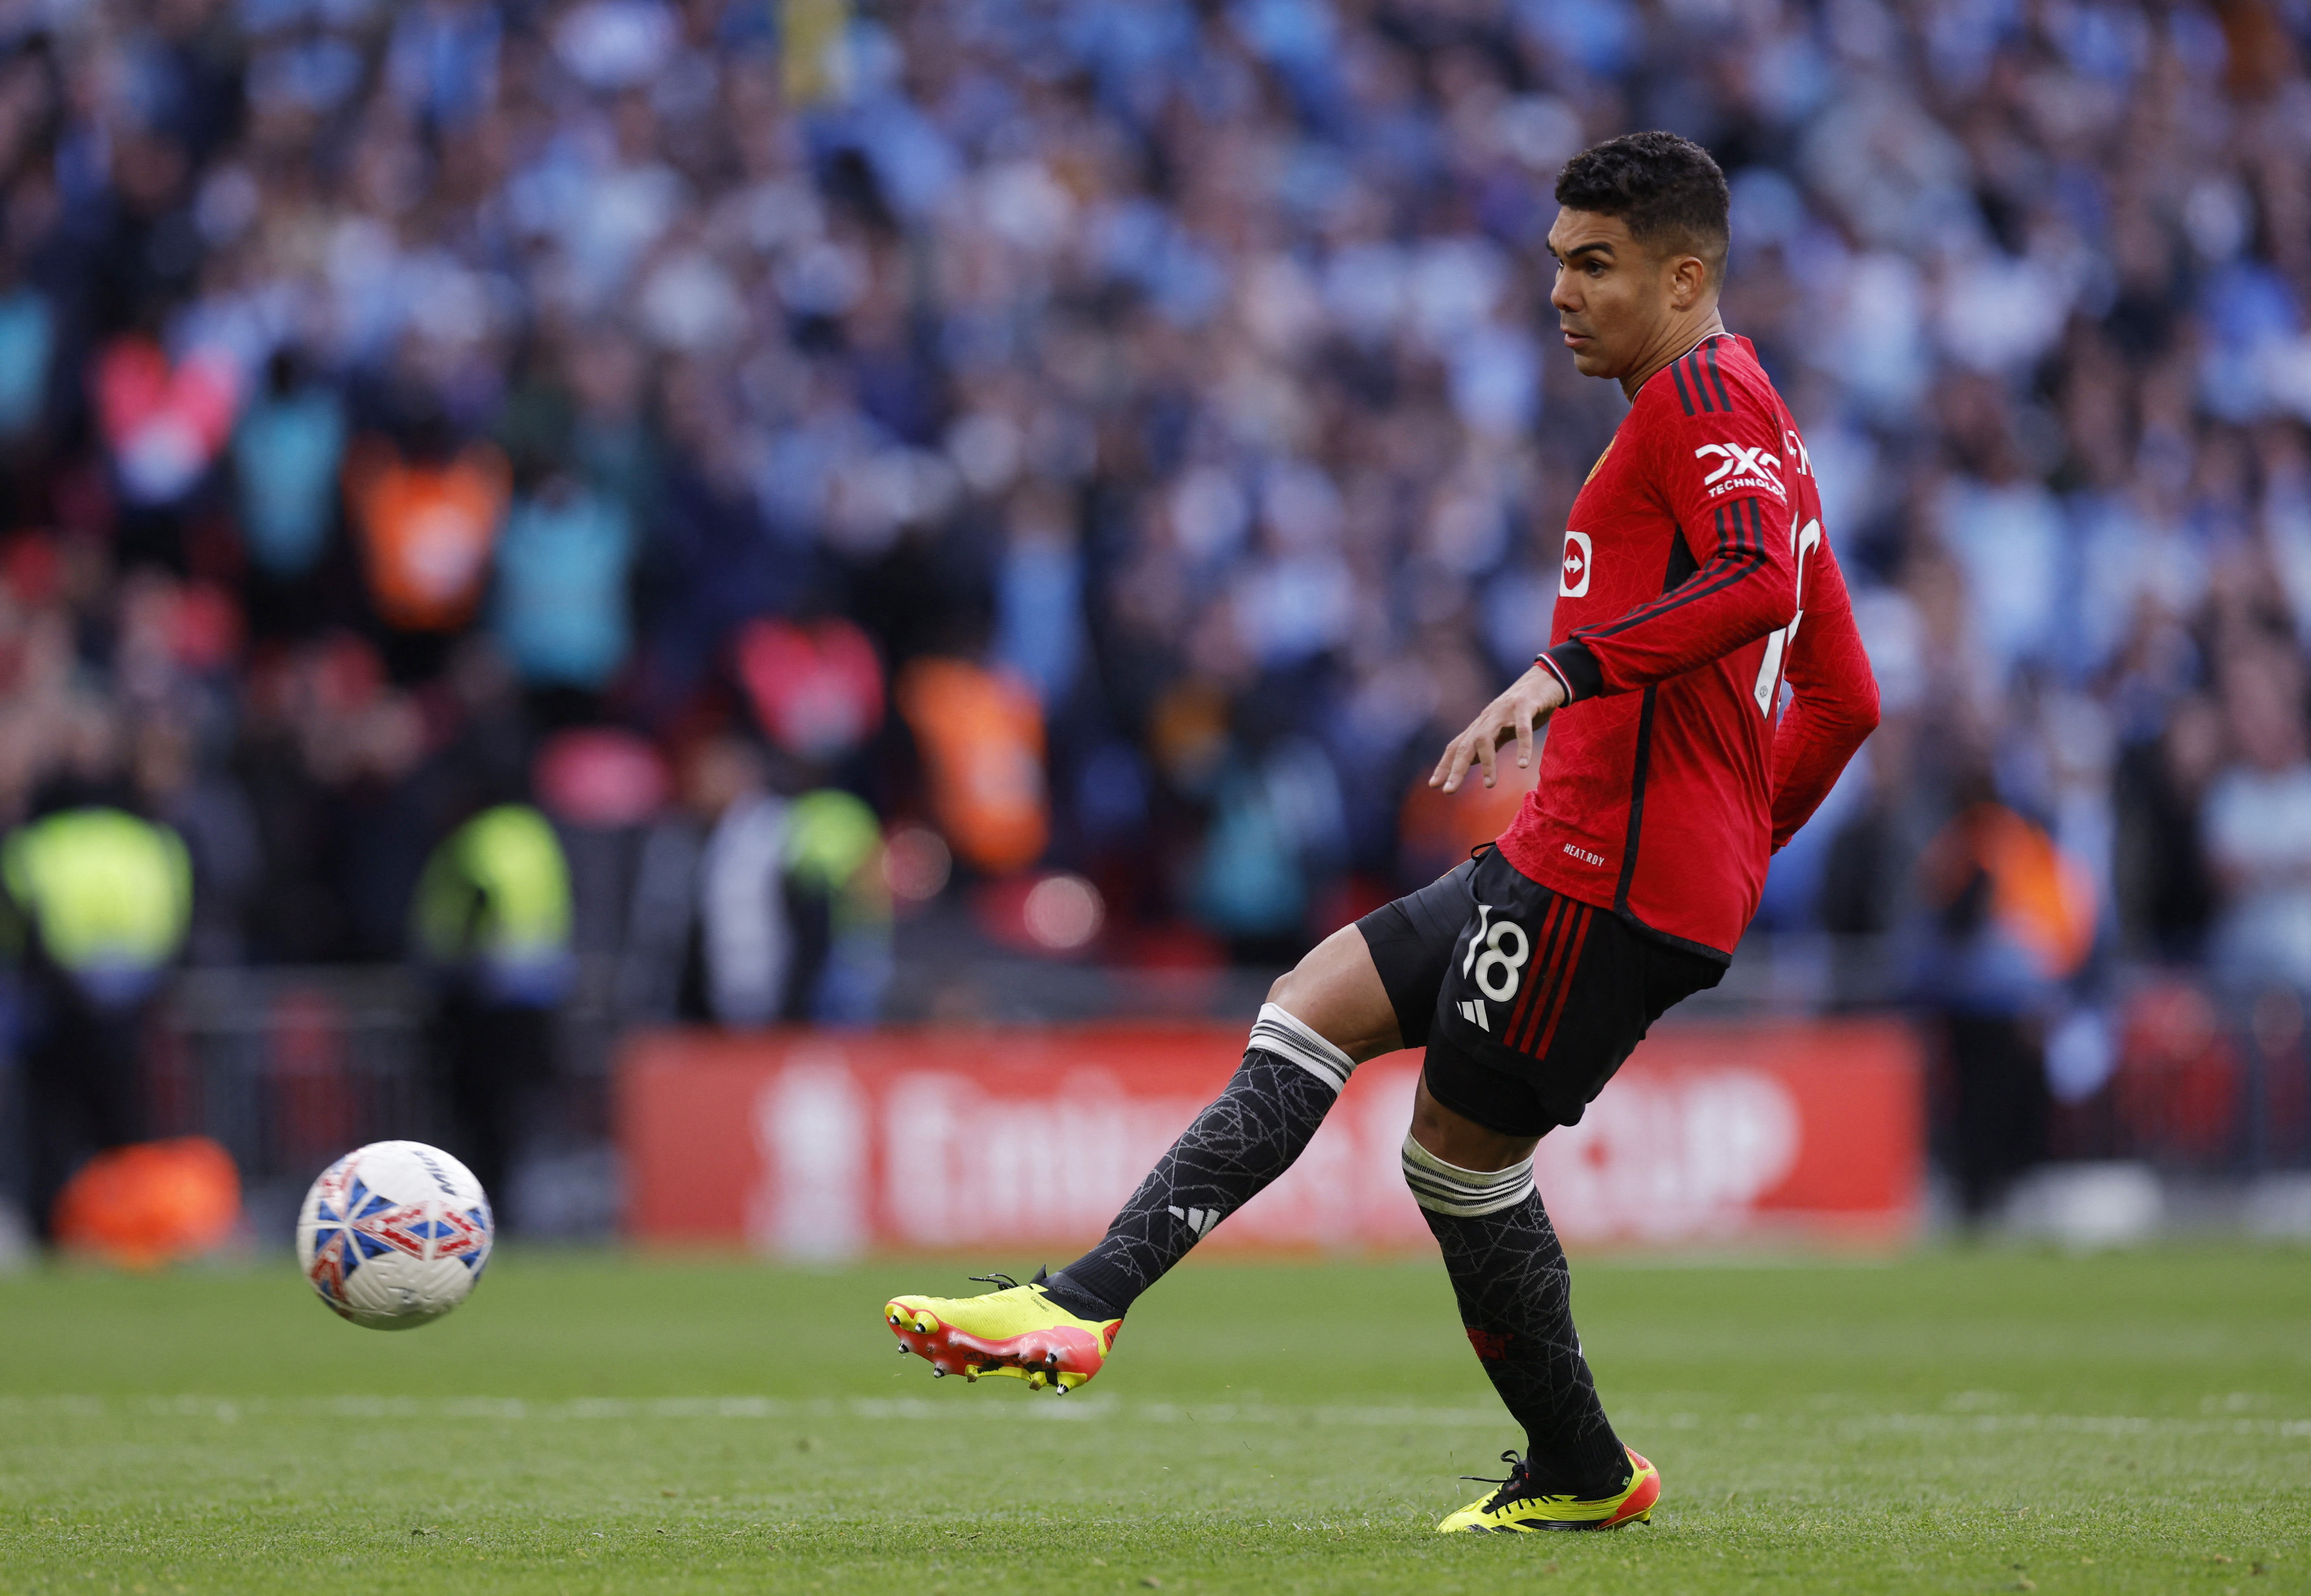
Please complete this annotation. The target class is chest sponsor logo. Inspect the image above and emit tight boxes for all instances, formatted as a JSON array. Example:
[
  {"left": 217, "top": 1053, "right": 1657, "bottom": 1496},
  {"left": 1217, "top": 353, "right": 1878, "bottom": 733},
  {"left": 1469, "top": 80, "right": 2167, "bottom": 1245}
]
[
  {"left": 1559, "top": 529, "right": 1592, "bottom": 598},
  {"left": 1694, "top": 442, "right": 1785, "bottom": 500}
]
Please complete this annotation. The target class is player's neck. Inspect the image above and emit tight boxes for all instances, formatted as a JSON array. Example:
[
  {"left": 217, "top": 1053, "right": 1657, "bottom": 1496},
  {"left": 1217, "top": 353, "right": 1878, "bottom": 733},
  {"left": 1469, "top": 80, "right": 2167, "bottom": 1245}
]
[{"left": 1618, "top": 307, "right": 1729, "bottom": 401}]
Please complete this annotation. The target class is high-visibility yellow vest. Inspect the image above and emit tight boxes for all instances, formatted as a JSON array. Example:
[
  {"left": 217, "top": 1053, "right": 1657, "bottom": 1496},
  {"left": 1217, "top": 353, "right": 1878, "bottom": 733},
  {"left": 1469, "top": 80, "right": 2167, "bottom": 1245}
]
[
  {"left": 2, "top": 808, "right": 192, "bottom": 980},
  {"left": 785, "top": 789, "right": 889, "bottom": 929},
  {"left": 412, "top": 804, "right": 573, "bottom": 971}
]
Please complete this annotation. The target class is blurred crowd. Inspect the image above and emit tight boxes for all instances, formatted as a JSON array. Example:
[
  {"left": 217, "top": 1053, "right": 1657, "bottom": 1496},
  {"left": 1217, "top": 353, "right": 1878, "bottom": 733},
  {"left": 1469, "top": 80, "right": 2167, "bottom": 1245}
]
[{"left": 0, "top": 0, "right": 2309, "bottom": 1047}]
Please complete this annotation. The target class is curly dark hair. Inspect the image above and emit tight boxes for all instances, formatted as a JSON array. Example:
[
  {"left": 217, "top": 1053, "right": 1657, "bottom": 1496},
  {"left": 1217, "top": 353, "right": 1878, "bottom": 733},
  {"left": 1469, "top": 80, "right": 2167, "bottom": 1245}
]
[{"left": 1554, "top": 131, "right": 1730, "bottom": 272}]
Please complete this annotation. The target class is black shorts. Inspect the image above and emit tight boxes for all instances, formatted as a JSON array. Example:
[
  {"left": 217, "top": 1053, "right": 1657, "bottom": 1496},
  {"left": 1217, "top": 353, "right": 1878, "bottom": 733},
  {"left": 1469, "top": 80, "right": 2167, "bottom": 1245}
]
[{"left": 1356, "top": 847, "right": 1726, "bottom": 1138}]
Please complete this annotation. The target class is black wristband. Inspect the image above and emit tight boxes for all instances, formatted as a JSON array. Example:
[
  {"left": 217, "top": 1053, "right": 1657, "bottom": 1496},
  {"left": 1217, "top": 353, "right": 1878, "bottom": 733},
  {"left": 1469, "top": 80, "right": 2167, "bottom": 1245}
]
[{"left": 1537, "top": 640, "right": 1604, "bottom": 704}]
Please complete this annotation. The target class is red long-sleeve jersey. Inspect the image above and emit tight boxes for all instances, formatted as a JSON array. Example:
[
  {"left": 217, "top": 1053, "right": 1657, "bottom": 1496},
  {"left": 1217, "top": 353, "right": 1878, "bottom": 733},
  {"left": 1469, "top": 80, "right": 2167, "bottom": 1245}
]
[{"left": 1500, "top": 333, "right": 1879, "bottom": 959}]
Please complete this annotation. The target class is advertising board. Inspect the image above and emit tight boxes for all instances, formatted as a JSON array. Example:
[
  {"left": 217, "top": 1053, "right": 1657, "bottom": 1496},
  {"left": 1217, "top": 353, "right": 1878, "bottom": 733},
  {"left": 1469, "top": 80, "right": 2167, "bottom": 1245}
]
[{"left": 618, "top": 1022, "right": 1922, "bottom": 1254}]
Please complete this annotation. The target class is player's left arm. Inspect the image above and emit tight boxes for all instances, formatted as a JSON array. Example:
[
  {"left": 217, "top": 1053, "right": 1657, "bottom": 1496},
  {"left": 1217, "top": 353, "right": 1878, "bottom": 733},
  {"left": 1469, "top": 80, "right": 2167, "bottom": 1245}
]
[
  {"left": 1534, "top": 395, "right": 1798, "bottom": 702},
  {"left": 1768, "top": 536, "right": 1879, "bottom": 850}
]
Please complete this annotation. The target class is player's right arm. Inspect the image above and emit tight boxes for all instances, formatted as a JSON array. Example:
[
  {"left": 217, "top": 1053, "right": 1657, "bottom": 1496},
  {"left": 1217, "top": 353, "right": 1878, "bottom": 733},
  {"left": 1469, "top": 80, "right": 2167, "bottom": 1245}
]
[
  {"left": 1535, "top": 386, "right": 1799, "bottom": 704},
  {"left": 1767, "top": 536, "right": 1877, "bottom": 849}
]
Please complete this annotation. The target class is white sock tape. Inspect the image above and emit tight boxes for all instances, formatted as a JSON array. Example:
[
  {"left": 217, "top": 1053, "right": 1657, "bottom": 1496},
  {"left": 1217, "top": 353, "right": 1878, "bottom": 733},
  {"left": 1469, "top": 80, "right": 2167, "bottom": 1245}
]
[
  {"left": 1250, "top": 1003, "right": 1356, "bottom": 1093},
  {"left": 1401, "top": 1133, "right": 1536, "bottom": 1217}
]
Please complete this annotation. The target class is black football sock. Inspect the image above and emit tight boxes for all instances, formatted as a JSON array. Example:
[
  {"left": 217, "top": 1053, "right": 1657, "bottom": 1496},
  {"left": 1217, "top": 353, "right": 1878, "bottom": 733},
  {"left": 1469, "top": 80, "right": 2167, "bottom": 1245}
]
[
  {"left": 1402, "top": 1134, "right": 1631, "bottom": 1499},
  {"left": 1040, "top": 1005, "right": 1356, "bottom": 1320}
]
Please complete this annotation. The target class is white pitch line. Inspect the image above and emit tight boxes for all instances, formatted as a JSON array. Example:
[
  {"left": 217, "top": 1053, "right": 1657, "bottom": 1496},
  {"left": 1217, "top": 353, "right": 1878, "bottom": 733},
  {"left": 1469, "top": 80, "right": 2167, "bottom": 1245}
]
[{"left": 0, "top": 1395, "right": 2306, "bottom": 1437}]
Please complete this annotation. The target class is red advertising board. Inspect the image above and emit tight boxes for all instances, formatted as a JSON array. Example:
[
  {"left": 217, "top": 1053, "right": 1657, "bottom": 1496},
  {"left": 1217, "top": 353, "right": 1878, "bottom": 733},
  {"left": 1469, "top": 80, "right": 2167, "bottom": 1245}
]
[{"left": 616, "top": 1022, "right": 1923, "bottom": 1255}]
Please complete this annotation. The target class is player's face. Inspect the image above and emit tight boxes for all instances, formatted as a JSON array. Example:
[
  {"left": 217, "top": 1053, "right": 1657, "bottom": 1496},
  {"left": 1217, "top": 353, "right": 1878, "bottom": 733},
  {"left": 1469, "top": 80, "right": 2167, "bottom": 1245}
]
[{"left": 1545, "top": 208, "right": 1686, "bottom": 381}]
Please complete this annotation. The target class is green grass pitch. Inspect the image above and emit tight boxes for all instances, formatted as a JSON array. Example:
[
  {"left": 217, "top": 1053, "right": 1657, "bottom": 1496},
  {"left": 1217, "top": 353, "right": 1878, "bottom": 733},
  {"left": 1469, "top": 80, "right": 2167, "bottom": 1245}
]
[{"left": 1, "top": 1246, "right": 2306, "bottom": 1594}]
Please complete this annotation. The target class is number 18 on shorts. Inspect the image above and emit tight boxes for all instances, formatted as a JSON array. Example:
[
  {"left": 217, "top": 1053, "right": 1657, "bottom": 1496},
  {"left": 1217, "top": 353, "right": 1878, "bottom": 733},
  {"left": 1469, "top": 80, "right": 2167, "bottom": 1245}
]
[{"left": 1426, "top": 850, "right": 1722, "bottom": 1136}]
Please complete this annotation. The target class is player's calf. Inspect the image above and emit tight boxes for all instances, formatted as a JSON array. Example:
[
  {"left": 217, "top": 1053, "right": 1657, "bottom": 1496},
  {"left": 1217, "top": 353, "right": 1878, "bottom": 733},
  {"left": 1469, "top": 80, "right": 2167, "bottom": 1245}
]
[
  {"left": 1403, "top": 1129, "right": 1638, "bottom": 1508},
  {"left": 1019, "top": 1001, "right": 1362, "bottom": 1321}
]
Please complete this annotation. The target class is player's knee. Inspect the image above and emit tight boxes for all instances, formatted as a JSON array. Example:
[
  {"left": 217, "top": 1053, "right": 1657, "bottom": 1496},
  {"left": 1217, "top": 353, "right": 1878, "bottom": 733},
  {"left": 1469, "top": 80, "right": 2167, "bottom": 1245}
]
[
  {"left": 1267, "top": 923, "right": 1367, "bottom": 1020},
  {"left": 1410, "top": 1075, "right": 1543, "bottom": 1173},
  {"left": 1266, "top": 967, "right": 1300, "bottom": 1010},
  {"left": 1266, "top": 949, "right": 1334, "bottom": 1016}
]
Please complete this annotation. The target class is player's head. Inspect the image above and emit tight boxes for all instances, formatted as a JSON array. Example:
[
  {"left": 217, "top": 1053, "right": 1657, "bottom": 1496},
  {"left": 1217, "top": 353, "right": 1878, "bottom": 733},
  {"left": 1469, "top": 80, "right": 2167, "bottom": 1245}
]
[{"left": 1546, "top": 132, "right": 1729, "bottom": 382}]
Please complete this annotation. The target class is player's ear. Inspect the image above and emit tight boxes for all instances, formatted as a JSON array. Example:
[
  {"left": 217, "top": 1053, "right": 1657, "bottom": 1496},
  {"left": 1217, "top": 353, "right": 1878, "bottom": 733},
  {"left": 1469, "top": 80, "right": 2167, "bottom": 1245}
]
[{"left": 1666, "top": 250, "right": 1711, "bottom": 312}]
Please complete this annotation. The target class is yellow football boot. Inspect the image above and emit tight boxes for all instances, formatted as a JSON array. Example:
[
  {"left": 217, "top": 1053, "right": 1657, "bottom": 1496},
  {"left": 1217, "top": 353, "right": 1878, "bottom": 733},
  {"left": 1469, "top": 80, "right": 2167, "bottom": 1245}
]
[
  {"left": 883, "top": 1271, "right": 1122, "bottom": 1392},
  {"left": 1436, "top": 1447, "right": 1660, "bottom": 1533}
]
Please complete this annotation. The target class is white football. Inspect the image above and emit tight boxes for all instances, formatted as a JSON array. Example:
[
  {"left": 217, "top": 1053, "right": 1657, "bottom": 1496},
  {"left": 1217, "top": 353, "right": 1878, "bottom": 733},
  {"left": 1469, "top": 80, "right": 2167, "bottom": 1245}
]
[{"left": 296, "top": 1140, "right": 493, "bottom": 1330}]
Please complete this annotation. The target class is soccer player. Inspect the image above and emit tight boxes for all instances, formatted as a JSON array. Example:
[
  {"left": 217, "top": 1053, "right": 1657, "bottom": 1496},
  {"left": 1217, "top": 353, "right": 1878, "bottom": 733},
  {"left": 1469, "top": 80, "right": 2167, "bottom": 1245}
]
[{"left": 883, "top": 131, "right": 1881, "bottom": 1533}]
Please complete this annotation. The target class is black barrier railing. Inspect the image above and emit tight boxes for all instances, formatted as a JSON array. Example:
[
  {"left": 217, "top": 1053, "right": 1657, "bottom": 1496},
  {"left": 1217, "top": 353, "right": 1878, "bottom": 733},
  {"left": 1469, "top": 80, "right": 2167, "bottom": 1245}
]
[
  {"left": 151, "top": 966, "right": 442, "bottom": 1210},
  {"left": 2044, "top": 979, "right": 2311, "bottom": 1175},
  {"left": 140, "top": 965, "right": 622, "bottom": 1241}
]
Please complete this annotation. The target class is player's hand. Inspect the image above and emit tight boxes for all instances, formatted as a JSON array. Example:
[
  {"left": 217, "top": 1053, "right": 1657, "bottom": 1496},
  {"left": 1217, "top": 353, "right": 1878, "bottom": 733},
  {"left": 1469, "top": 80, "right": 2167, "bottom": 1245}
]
[{"left": 1430, "top": 664, "right": 1568, "bottom": 795}]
